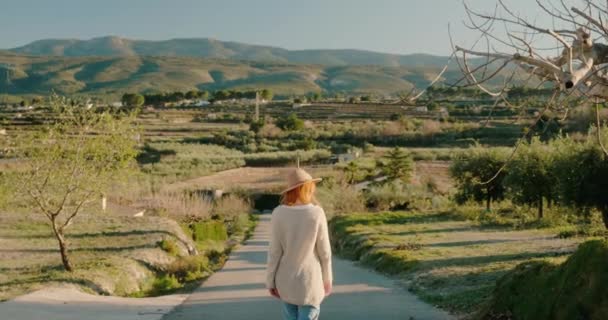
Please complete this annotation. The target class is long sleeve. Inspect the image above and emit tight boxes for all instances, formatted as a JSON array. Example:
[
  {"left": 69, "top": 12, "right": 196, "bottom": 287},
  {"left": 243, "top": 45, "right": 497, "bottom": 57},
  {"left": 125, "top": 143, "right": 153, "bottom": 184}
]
[
  {"left": 265, "top": 212, "right": 283, "bottom": 289},
  {"left": 315, "top": 209, "right": 333, "bottom": 285}
]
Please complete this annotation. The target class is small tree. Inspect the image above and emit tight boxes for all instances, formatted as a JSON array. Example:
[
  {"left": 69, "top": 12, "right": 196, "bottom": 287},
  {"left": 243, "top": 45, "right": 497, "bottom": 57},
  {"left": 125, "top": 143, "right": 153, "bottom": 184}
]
[
  {"left": 260, "top": 89, "right": 273, "bottom": 101},
  {"left": 450, "top": 147, "right": 508, "bottom": 211},
  {"left": 342, "top": 161, "right": 360, "bottom": 184},
  {"left": 504, "top": 139, "right": 557, "bottom": 219},
  {"left": 121, "top": 93, "right": 144, "bottom": 108},
  {"left": 379, "top": 147, "right": 413, "bottom": 184},
  {"left": 198, "top": 90, "right": 210, "bottom": 100},
  {"left": 10, "top": 96, "right": 138, "bottom": 271},
  {"left": 185, "top": 90, "right": 199, "bottom": 100}
]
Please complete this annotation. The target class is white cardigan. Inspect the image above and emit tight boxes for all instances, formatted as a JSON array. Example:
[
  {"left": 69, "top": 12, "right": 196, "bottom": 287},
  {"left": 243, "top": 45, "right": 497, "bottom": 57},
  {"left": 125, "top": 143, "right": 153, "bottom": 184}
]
[{"left": 265, "top": 204, "right": 333, "bottom": 307}]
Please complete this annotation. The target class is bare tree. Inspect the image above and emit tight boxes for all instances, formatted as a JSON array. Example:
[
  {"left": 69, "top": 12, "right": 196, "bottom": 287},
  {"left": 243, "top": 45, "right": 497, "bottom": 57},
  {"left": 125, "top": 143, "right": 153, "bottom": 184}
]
[
  {"left": 445, "top": 1, "right": 608, "bottom": 151},
  {"left": 10, "top": 96, "right": 139, "bottom": 271}
]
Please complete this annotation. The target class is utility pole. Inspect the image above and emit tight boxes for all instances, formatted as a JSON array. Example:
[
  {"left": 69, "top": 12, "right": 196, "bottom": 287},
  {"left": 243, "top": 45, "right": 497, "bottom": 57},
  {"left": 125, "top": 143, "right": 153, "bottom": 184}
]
[{"left": 255, "top": 91, "right": 260, "bottom": 121}]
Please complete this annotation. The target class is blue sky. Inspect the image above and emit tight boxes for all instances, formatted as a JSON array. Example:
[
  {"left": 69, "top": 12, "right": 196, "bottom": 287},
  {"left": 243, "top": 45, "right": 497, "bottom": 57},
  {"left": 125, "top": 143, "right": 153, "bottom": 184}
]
[{"left": 1, "top": 0, "right": 552, "bottom": 55}]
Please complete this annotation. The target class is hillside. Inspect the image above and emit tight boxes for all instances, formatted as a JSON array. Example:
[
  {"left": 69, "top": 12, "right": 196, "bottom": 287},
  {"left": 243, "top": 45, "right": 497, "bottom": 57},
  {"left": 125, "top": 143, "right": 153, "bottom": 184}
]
[
  {"left": 9, "top": 36, "right": 453, "bottom": 68},
  {"left": 0, "top": 51, "right": 520, "bottom": 97}
]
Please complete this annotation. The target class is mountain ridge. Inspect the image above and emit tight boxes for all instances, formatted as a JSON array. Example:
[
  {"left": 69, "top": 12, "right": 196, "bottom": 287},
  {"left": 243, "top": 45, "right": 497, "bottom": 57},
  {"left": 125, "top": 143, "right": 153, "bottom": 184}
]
[
  {"left": 0, "top": 50, "right": 522, "bottom": 98},
  {"left": 8, "top": 36, "right": 452, "bottom": 68}
]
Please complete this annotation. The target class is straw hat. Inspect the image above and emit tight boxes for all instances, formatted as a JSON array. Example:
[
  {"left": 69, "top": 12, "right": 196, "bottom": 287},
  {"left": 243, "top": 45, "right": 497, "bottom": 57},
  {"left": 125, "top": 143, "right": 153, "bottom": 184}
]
[{"left": 281, "top": 168, "right": 322, "bottom": 194}]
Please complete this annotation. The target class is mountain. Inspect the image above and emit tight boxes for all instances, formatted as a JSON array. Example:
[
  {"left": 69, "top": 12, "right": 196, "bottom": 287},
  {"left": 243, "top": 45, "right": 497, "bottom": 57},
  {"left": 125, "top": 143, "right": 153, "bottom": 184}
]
[
  {"left": 9, "top": 36, "right": 453, "bottom": 68},
  {"left": 0, "top": 51, "right": 522, "bottom": 98}
]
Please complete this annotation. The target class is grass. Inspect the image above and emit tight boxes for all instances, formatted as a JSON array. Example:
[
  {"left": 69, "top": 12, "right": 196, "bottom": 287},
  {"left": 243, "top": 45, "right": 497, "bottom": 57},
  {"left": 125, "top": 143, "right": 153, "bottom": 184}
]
[{"left": 330, "top": 211, "right": 583, "bottom": 316}]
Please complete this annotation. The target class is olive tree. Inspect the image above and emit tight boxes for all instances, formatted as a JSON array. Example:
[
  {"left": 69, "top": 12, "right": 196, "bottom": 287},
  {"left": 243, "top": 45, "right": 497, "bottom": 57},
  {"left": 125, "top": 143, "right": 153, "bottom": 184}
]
[
  {"left": 503, "top": 138, "right": 557, "bottom": 219},
  {"left": 11, "top": 96, "right": 139, "bottom": 271},
  {"left": 450, "top": 147, "right": 509, "bottom": 211},
  {"left": 552, "top": 131, "right": 608, "bottom": 228}
]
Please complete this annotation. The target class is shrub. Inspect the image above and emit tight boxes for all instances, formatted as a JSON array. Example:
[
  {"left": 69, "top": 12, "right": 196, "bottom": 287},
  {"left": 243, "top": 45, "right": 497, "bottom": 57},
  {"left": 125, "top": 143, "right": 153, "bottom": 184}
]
[
  {"left": 316, "top": 183, "right": 366, "bottom": 219},
  {"left": 276, "top": 113, "right": 304, "bottom": 131},
  {"left": 165, "top": 255, "right": 210, "bottom": 282},
  {"left": 158, "top": 239, "right": 180, "bottom": 257},
  {"left": 151, "top": 274, "right": 181, "bottom": 294}
]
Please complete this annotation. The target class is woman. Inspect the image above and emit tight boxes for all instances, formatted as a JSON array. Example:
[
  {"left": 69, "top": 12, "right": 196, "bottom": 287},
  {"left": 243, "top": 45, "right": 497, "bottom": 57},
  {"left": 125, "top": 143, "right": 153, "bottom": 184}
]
[{"left": 266, "top": 168, "right": 333, "bottom": 320}]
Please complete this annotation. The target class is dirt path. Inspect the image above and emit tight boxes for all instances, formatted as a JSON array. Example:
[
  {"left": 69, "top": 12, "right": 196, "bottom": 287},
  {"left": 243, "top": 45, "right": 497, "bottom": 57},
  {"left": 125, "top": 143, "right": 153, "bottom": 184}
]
[{"left": 162, "top": 214, "right": 453, "bottom": 320}]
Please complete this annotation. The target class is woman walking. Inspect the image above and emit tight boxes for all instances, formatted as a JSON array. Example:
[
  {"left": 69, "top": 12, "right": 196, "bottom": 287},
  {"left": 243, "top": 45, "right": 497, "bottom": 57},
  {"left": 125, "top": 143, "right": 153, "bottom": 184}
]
[{"left": 266, "top": 168, "right": 333, "bottom": 320}]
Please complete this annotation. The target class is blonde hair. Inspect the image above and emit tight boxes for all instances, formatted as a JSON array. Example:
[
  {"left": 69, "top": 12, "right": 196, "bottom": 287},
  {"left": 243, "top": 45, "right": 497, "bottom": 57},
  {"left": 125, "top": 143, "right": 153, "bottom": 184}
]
[{"left": 281, "top": 181, "right": 317, "bottom": 206}]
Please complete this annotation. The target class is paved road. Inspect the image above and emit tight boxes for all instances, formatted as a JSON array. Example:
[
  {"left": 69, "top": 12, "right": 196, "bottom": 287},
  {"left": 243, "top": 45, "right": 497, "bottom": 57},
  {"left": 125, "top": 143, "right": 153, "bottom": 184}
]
[
  {"left": 0, "top": 285, "right": 187, "bottom": 320},
  {"left": 163, "top": 214, "right": 452, "bottom": 320}
]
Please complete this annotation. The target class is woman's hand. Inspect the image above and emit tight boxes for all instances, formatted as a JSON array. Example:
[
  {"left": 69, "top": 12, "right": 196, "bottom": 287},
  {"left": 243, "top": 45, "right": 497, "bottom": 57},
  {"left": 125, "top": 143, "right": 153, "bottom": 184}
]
[
  {"left": 269, "top": 288, "right": 281, "bottom": 299},
  {"left": 324, "top": 282, "right": 332, "bottom": 297}
]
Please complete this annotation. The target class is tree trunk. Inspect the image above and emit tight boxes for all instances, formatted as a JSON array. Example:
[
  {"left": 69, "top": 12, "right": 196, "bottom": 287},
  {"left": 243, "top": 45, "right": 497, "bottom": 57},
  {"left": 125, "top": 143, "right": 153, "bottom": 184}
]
[
  {"left": 52, "top": 222, "right": 73, "bottom": 272},
  {"left": 486, "top": 194, "right": 491, "bottom": 212},
  {"left": 602, "top": 207, "right": 608, "bottom": 230},
  {"left": 538, "top": 197, "right": 544, "bottom": 219}
]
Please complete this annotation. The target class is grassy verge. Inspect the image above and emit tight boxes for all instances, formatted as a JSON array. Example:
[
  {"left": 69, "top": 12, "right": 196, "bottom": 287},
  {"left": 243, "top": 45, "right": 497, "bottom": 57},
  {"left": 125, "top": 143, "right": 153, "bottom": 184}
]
[
  {"left": 479, "top": 239, "right": 608, "bottom": 320},
  {"left": 0, "top": 210, "right": 258, "bottom": 301},
  {"left": 329, "top": 211, "right": 582, "bottom": 316},
  {"left": 0, "top": 210, "right": 194, "bottom": 301}
]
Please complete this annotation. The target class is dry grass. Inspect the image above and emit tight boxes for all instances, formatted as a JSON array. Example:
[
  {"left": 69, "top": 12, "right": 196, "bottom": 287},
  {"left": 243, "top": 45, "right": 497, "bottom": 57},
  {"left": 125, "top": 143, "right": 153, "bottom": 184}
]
[
  {"left": 412, "top": 161, "right": 453, "bottom": 194},
  {"left": 149, "top": 191, "right": 213, "bottom": 222},
  {"left": 213, "top": 195, "right": 251, "bottom": 221}
]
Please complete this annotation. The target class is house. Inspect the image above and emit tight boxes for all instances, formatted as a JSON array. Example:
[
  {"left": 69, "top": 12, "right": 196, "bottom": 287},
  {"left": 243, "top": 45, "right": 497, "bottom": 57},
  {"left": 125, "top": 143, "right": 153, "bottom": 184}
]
[
  {"left": 415, "top": 106, "right": 428, "bottom": 113},
  {"left": 330, "top": 150, "right": 361, "bottom": 164},
  {"left": 292, "top": 103, "right": 311, "bottom": 109},
  {"left": 194, "top": 100, "right": 210, "bottom": 107},
  {"left": 438, "top": 107, "right": 450, "bottom": 119}
]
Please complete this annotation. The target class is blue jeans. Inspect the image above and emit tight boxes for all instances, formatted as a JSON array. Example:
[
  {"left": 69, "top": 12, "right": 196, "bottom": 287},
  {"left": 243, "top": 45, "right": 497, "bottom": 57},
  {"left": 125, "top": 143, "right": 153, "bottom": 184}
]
[{"left": 282, "top": 303, "right": 320, "bottom": 320}]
